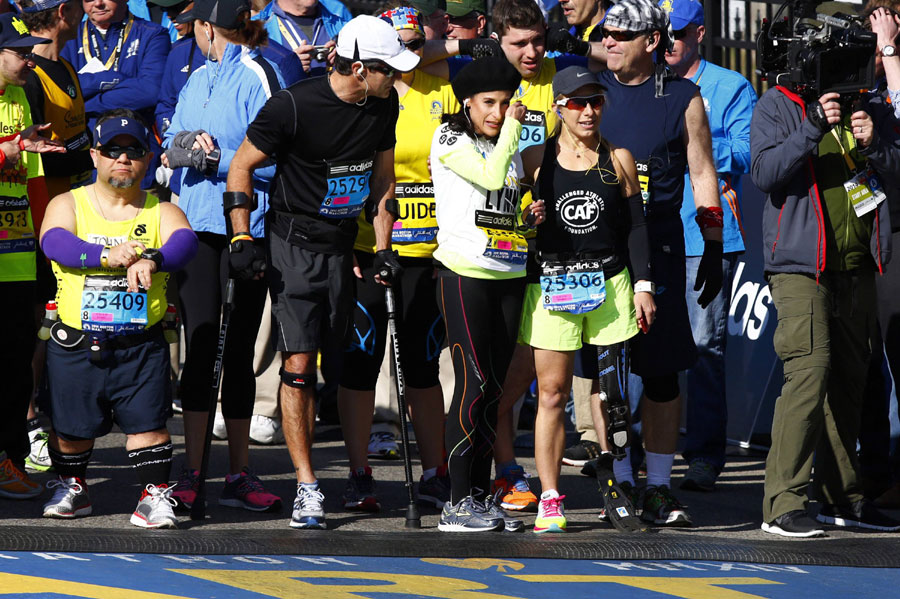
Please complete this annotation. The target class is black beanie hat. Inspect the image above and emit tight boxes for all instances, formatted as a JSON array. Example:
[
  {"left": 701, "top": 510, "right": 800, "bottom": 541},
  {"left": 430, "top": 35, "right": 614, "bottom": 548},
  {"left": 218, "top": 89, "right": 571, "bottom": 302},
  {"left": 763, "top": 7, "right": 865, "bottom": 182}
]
[{"left": 451, "top": 56, "right": 522, "bottom": 103}]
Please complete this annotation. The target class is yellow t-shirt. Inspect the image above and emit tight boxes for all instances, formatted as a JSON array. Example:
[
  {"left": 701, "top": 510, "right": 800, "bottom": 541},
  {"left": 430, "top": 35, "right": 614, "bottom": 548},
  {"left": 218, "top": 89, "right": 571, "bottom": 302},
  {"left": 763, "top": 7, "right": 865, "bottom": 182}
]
[
  {"left": 513, "top": 57, "right": 560, "bottom": 154},
  {"left": 53, "top": 187, "right": 169, "bottom": 332},
  {"left": 355, "top": 71, "right": 459, "bottom": 258},
  {"left": 0, "top": 85, "right": 43, "bottom": 283}
]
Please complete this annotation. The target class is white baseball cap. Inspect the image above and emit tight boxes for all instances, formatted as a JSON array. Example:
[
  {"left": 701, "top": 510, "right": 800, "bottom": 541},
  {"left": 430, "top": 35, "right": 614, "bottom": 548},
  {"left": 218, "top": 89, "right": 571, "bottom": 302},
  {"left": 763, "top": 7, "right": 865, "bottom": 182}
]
[{"left": 336, "top": 15, "right": 421, "bottom": 73}]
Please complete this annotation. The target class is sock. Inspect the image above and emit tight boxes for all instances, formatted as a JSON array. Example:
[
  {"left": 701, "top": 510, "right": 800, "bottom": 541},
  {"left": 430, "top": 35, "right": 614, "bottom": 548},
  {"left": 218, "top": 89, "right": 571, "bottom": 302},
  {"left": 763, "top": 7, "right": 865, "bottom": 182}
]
[
  {"left": 422, "top": 467, "right": 437, "bottom": 481},
  {"left": 613, "top": 447, "right": 635, "bottom": 486},
  {"left": 48, "top": 447, "right": 91, "bottom": 480},
  {"left": 128, "top": 441, "right": 173, "bottom": 488},
  {"left": 496, "top": 460, "right": 517, "bottom": 479},
  {"left": 645, "top": 451, "right": 674, "bottom": 489},
  {"left": 27, "top": 417, "right": 42, "bottom": 433},
  {"left": 540, "top": 489, "right": 559, "bottom": 500},
  {"left": 300, "top": 480, "right": 319, "bottom": 491}
]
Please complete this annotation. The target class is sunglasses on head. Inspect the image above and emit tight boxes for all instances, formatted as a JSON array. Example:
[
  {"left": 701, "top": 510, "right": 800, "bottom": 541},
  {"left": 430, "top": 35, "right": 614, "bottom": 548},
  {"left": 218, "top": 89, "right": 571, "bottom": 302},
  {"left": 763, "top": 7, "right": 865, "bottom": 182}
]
[
  {"left": 98, "top": 145, "right": 148, "bottom": 160},
  {"left": 600, "top": 28, "right": 649, "bottom": 42},
  {"left": 556, "top": 95, "right": 605, "bottom": 111},
  {"left": 365, "top": 61, "right": 396, "bottom": 77},
  {"left": 403, "top": 37, "right": 426, "bottom": 51}
]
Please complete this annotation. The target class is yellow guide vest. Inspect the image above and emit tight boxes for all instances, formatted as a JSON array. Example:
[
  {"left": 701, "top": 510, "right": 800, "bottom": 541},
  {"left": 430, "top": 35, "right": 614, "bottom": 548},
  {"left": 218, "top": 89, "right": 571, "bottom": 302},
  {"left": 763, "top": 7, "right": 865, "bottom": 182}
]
[
  {"left": 53, "top": 187, "right": 168, "bottom": 332},
  {"left": 0, "top": 85, "right": 41, "bottom": 283}
]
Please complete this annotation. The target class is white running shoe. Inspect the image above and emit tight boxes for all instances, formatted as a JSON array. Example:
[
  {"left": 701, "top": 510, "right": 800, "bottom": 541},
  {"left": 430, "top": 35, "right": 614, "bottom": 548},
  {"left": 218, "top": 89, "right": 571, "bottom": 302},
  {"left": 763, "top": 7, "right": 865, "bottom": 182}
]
[
  {"left": 43, "top": 477, "right": 92, "bottom": 518},
  {"left": 26, "top": 428, "right": 53, "bottom": 472},
  {"left": 249, "top": 414, "right": 285, "bottom": 445},
  {"left": 130, "top": 484, "right": 178, "bottom": 529},
  {"left": 291, "top": 484, "right": 326, "bottom": 529}
]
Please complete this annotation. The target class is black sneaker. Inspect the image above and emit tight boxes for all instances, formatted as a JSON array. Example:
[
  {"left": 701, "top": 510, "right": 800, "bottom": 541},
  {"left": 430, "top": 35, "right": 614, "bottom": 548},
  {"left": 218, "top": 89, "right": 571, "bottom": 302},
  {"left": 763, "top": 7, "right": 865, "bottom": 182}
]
[
  {"left": 816, "top": 500, "right": 900, "bottom": 532},
  {"left": 562, "top": 440, "right": 601, "bottom": 467},
  {"left": 762, "top": 510, "right": 825, "bottom": 538}
]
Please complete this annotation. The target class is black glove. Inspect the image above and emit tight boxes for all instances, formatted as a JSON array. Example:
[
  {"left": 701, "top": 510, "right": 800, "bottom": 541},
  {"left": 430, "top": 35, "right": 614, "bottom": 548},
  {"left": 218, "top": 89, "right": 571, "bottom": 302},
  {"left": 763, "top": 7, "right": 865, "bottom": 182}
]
[
  {"left": 805, "top": 101, "right": 831, "bottom": 133},
  {"left": 458, "top": 37, "right": 502, "bottom": 59},
  {"left": 172, "top": 129, "right": 208, "bottom": 150},
  {"left": 373, "top": 249, "right": 403, "bottom": 284},
  {"left": 228, "top": 238, "right": 266, "bottom": 280},
  {"left": 546, "top": 24, "right": 591, "bottom": 56},
  {"left": 694, "top": 240, "right": 723, "bottom": 309}
]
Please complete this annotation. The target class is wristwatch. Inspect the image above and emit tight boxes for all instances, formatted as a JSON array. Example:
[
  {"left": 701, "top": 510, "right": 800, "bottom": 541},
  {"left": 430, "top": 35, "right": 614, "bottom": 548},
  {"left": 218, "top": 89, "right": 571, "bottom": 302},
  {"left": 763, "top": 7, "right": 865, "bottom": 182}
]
[
  {"left": 140, "top": 248, "right": 163, "bottom": 271},
  {"left": 634, "top": 280, "right": 656, "bottom": 295},
  {"left": 883, "top": 44, "right": 896, "bottom": 57}
]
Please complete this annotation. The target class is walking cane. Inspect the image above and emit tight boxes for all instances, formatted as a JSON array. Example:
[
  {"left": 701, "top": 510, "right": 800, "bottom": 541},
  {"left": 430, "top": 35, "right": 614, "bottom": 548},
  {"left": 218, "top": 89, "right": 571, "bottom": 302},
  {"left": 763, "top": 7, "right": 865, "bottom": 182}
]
[
  {"left": 191, "top": 279, "right": 235, "bottom": 521},
  {"left": 381, "top": 270, "right": 421, "bottom": 528}
]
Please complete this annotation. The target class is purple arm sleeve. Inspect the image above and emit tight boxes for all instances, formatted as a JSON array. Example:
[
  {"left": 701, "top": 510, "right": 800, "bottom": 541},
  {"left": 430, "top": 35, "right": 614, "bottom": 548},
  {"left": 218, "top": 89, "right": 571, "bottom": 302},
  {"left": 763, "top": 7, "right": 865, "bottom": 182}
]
[
  {"left": 158, "top": 228, "right": 199, "bottom": 272},
  {"left": 40, "top": 227, "right": 103, "bottom": 269}
]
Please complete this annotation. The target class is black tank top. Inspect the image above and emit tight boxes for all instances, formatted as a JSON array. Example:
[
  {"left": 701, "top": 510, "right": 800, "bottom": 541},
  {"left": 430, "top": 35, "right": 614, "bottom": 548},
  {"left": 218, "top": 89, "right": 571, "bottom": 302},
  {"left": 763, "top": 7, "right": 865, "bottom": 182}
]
[{"left": 536, "top": 135, "right": 628, "bottom": 277}]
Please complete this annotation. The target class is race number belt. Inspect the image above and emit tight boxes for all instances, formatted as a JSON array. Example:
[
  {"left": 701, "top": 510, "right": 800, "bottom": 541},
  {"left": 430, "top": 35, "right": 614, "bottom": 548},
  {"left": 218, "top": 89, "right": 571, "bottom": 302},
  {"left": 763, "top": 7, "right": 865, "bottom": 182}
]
[
  {"left": 0, "top": 195, "right": 34, "bottom": 256},
  {"left": 392, "top": 182, "right": 437, "bottom": 243},
  {"left": 475, "top": 210, "right": 527, "bottom": 265},
  {"left": 539, "top": 258, "right": 606, "bottom": 314},
  {"left": 319, "top": 156, "right": 374, "bottom": 219},
  {"left": 80, "top": 274, "right": 148, "bottom": 333},
  {"left": 519, "top": 110, "right": 546, "bottom": 151}
]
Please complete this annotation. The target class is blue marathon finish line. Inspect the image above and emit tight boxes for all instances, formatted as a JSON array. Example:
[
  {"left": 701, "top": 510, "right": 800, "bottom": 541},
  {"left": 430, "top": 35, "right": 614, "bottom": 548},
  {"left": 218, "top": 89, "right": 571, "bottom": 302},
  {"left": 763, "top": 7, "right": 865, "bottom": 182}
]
[{"left": 1, "top": 553, "right": 898, "bottom": 598}]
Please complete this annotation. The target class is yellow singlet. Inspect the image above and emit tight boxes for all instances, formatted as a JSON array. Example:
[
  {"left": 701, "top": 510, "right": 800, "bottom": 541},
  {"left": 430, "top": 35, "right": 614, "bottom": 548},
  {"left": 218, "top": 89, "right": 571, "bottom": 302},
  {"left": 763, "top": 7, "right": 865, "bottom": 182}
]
[
  {"left": 355, "top": 70, "right": 459, "bottom": 258},
  {"left": 53, "top": 187, "right": 168, "bottom": 332}
]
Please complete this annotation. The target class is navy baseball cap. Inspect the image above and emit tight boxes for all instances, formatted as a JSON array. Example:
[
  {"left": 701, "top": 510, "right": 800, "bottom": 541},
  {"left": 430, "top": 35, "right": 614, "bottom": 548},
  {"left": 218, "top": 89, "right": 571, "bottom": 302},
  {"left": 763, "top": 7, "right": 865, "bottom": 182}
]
[
  {"left": 176, "top": 0, "right": 249, "bottom": 28},
  {"left": 552, "top": 66, "right": 606, "bottom": 97},
  {"left": 95, "top": 116, "right": 151, "bottom": 150},
  {"left": 660, "top": 0, "right": 704, "bottom": 30},
  {"left": 0, "top": 14, "right": 50, "bottom": 47},
  {"left": 21, "top": 0, "right": 72, "bottom": 14}
]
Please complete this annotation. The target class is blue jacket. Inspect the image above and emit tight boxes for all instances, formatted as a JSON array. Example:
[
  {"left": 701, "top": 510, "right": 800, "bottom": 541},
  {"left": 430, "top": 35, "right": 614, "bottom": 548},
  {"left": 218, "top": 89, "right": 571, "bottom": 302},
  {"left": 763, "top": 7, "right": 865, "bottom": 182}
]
[
  {"left": 680, "top": 58, "right": 757, "bottom": 257},
  {"left": 257, "top": 0, "right": 351, "bottom": 43},
  {"left": 164, "top": 44, "right": 285, "bottom": 238},
  {"left": 751, "top": 85, "right": 897, "bottom": 275},
  {"left": 62, "top": 15, "right": 171, "bottom": 125}
]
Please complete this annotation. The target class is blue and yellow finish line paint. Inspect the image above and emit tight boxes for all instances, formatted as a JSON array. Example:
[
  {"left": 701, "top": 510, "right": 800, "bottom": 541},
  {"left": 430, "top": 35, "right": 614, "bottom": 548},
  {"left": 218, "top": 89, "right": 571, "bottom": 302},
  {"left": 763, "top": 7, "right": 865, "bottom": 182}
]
[{"left": 0, "top": 554, "right": 896, "bottom": 598}]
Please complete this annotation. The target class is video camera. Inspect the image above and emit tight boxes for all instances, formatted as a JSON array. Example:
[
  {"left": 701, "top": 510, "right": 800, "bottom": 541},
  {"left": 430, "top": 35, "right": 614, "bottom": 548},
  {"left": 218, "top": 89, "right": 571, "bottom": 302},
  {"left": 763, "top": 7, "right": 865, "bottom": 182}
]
[{"left": 757, "top": 0, "right": 876, "bottom": 102}]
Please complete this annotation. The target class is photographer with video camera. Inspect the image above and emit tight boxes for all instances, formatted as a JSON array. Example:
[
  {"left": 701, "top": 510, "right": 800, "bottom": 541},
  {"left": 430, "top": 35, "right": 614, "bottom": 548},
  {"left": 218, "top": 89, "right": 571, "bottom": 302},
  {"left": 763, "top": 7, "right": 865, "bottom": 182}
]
[{"left": 753, "top": 0, "right": 900, "bottom": 538}]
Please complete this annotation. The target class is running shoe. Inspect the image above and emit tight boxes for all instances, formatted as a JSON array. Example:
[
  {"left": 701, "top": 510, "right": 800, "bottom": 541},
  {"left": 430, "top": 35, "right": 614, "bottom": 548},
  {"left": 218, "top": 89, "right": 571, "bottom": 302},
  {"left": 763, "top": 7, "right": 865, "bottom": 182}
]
[
  {"left": 342, "top": 467, "right": 380, "bottom": 512},
  {"left": 367, "top": 432, "right": 400, "bottom": 460},
  {"left": 484, "top": 490, "right": 525, "bottom": 532},
  {"left": 438, "top": 496, "right": 504, "bottom": 532},
  {"left": 219, "top": 468, "right": 283, "bottom": 512},
  {"left": 26, "top": 428, "right": 53, "bottom": 472},
  {"left": 291, "top": 484, "right": 326, "bottom": 529},
  {"left": 0, "top": 452, "right": 42, "bottom": 499},
  {"left": 249, "top": 414, "right": 285, "bottom": 445},
  {"left": 816, "top": 500, "right": 900, "bottom": 532},
  {"left": 562, "top": 439, "right": 601, "bottom": 467},
  {"left": 492, "top": 465, "right": 538, "bottom": 512},
  {"left": 534, "top": 492, "right": 567, "bottom": 534},
  {"left": 43, "top": 476, "right": 91, "bottom": 518},
  {"left": 417, "top": 469, "right": 451, "bottom": 508},
  {"left": 641, "top": 485, "right": 692, "bottom": 527},
  {"left": 171, "top": 468, "right": 199, "bottom": 511},
  {"left": 130, "top": 484, "right": 178, "bottom": 529},
  {"left": 761, "top": 510, "right": 825, "bottom": 538},
  {"left": 680, "top": 460, "right": 718, "bottom": 492}
]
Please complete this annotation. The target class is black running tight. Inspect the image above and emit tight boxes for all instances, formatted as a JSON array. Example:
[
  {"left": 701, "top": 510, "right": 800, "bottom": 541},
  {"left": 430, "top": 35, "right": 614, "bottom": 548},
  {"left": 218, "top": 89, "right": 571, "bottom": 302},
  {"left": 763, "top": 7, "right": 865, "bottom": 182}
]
[
  {"left": 177, "top": 232, "right": 267, "bottom": 419},
  {"left": 437, "top": 273, "right": 524, "bottom": 504}
]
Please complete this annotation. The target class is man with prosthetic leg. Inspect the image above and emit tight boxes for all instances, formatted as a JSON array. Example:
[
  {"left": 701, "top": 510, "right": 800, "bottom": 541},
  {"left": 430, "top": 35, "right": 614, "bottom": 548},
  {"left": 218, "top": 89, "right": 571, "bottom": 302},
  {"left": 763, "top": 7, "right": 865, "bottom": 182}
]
[{"left": 226, "top": 15, "right": 417, "bottom": 530}]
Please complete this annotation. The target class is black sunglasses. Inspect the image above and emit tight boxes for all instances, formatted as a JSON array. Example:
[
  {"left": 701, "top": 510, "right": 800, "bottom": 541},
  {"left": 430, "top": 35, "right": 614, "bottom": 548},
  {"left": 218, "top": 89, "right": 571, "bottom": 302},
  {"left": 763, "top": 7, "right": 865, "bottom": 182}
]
[
  {"left": 672, "top": 28, "right": 690, "bottom": 40},
  {"left": 98, "top": 145, "right": 148, "bottom": 160},
  {"left": 365, "top": 61, "right": 396, "bottom": 77},
  {"left": 600, "top": 28, "right": 649, "bottom": 42},
  {"left": 403, "top": 37, "right": 426, "bottom": 51},
  {"left": 4, "top": 49, "right": 34, "bottom": 62}
]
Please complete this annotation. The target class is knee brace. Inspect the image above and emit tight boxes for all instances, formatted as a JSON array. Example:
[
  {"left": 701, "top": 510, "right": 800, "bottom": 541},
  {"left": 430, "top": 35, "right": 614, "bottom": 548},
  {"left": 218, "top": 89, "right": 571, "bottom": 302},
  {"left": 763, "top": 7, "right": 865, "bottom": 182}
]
[
  {"left": 643, "top": 373, "right": 679, "bottom": 403},
  {"left": 280, "top": 368, "right": 317, "bottom": 389}
]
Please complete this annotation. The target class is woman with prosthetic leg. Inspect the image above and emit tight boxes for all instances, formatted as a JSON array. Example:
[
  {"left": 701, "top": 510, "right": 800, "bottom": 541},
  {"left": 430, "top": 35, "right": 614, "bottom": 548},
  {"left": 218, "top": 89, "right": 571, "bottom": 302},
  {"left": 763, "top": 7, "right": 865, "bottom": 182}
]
[{"left": 518, "top": 66, "right": 654, "bottom": 533}]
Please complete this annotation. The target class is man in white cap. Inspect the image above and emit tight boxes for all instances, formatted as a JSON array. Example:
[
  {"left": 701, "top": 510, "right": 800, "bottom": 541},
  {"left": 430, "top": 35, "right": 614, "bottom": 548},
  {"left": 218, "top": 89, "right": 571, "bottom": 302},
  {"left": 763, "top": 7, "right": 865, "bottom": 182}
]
[{"left": 225, "top": 15, "right": 419, "bottom": 530}]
